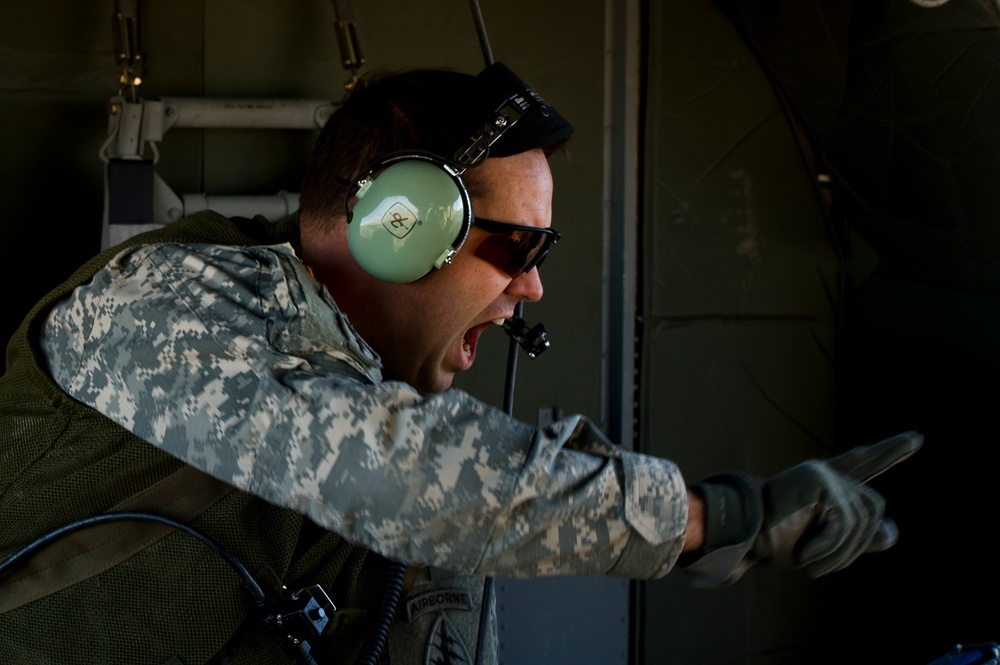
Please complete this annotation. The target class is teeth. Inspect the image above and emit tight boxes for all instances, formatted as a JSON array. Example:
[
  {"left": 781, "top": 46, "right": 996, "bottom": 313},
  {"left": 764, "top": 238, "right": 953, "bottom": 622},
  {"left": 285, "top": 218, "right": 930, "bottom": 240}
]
[
  {"left": 493, "top": 318, "right": 505, "bottom": 326},
  {"left": 463, "top": 342, "right": 471, "bottom": 353}
]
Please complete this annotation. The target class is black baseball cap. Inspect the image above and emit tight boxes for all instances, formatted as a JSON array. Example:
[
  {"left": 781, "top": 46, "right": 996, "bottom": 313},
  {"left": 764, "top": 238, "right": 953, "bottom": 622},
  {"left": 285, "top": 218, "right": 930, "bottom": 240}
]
[{"left": 469, "top": 61, "right": 574, "bottom": 158}]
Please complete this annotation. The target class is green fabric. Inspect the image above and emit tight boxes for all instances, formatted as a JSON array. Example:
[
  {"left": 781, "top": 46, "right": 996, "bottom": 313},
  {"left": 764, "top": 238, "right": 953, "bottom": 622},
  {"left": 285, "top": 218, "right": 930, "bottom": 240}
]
[{"left": 0, "top": 212, "right": 388, "bottom": 664}]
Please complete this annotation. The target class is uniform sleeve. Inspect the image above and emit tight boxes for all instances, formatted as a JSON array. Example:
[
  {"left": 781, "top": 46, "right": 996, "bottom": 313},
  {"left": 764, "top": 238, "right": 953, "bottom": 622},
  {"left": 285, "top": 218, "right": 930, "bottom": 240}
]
[{"left": 40, "top": 242, "right": 689, "bottom": 579}]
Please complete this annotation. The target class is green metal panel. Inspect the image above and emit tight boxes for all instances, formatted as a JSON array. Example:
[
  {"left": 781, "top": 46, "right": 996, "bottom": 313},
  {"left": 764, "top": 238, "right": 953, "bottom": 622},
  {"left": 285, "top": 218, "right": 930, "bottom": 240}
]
[{"left": 639, "top": 0, "right": 842, "bottom": 662}]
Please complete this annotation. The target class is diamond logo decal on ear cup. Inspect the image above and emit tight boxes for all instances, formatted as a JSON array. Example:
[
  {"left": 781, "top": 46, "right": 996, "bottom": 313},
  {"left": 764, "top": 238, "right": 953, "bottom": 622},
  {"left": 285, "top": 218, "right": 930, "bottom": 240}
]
[{"left": 381, "top": 202, "right": 419, "bottom": 239}]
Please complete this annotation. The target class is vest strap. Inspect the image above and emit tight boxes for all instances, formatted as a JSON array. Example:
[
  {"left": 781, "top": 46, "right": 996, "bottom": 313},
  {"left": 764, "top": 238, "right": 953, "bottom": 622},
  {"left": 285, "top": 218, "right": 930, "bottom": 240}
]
[{"left": 0, "top": 464, "right": 233, "bottom": 613}]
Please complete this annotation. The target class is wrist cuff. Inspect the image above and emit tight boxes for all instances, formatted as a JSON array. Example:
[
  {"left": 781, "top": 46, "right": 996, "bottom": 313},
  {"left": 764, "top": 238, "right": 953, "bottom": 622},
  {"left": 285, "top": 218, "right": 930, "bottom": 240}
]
[{"left": 680, "top": 472, "right": 763, "bottom": 588}]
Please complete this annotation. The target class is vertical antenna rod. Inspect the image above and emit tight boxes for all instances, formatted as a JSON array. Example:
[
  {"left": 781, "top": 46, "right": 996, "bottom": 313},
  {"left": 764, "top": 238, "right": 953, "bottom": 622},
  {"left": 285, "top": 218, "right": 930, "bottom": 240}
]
[{"left": 468, "top": 0, "right": 495, "bottom": 65}]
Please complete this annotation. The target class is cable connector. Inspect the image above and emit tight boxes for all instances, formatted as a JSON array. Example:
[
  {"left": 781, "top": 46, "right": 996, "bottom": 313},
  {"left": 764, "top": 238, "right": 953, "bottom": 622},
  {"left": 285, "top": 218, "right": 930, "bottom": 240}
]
[{"left": 262, "top": 585, "right": 339, "bottom": 663}]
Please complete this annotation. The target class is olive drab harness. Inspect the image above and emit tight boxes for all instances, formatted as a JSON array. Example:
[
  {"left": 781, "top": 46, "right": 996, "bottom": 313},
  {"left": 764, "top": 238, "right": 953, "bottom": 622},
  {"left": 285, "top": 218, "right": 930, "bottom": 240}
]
[{"left": 0, "top": 2, "right": 552, "bottom": 664}]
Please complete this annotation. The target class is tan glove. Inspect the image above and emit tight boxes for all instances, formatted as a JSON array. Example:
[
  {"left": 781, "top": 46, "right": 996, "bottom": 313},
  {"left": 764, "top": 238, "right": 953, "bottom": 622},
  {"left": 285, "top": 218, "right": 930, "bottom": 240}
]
[{"left": 682, "top": 431, "right": 923, "bottom": 587}]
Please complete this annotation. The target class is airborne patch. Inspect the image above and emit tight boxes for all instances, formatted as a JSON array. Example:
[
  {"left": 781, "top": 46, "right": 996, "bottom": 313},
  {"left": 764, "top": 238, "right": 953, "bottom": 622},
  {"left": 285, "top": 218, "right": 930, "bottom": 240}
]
[
  {"left": 406, "top": 588, "right": 474, "bottom": 622},
  {"left": 425, "top": 614, "right": 472, "bottom": 665}
]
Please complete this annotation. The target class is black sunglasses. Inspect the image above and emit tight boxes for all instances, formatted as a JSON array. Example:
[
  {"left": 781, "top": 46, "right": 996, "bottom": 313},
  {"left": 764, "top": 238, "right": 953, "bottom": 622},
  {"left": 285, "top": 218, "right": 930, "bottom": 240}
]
[{"left": 471, "top": 217, "right": 561, "bottom": 279}]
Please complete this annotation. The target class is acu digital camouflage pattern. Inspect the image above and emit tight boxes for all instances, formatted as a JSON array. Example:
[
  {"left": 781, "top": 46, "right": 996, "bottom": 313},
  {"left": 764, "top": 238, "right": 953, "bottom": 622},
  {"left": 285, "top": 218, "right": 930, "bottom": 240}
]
[{"left": 41, "top": 241, "right": 688, "bottom": 579}]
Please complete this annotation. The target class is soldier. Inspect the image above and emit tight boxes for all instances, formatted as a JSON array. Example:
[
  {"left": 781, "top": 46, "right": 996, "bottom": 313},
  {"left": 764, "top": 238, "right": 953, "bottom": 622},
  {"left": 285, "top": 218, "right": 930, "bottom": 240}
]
[{"left": 0, "top": 63, "right": 921, "bottom": 664}]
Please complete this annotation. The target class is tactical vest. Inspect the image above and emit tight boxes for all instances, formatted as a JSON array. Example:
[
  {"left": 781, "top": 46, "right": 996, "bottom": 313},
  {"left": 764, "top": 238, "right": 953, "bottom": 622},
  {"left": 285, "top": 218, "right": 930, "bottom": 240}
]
[{"left": 0, "top": 211, "right": 392, "bottom": 664}]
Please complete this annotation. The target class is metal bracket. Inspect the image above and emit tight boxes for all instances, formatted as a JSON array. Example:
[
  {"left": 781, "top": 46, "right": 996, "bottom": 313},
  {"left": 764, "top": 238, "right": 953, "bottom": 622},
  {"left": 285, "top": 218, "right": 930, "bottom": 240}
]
[
  {"left": 102, "top": 96, "right": 336, "bottom": 247},
  {"left": 330, "top": 0, "right": 365, "bottom": 88}
]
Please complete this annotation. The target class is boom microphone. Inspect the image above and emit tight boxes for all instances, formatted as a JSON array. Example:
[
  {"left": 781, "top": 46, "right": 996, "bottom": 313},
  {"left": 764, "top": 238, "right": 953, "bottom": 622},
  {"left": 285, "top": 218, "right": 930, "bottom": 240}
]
[{"left": 501, "top": 316, "right": 549, "bottom": 358}]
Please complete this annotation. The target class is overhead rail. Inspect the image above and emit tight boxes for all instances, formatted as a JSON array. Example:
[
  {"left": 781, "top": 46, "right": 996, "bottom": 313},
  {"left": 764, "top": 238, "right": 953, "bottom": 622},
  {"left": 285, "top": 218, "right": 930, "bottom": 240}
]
[
  {"left": 101, "top": 96, "right": 337, "bottom": 248},
  {"left": 100, "top": 0, "right": 365, "bottom": 249}
]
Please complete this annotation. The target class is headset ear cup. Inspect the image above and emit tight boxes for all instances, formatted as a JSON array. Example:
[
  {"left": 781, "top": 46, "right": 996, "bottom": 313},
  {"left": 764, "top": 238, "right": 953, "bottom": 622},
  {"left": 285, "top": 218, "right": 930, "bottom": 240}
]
[{"left": 347, "top": 158, "right": 470, "bottom": 283}]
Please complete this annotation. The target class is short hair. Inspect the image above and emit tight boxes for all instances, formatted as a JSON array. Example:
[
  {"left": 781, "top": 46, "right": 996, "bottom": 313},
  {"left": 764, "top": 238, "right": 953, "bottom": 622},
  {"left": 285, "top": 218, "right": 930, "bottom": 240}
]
[{"left": 298, "top": 66, "right": 571, "bottom": 230}]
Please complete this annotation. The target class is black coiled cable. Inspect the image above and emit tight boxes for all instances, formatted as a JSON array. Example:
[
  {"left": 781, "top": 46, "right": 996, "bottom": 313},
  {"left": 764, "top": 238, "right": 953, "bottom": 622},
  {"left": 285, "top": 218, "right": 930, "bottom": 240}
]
[{"left": 355, "top": 558, "right": 406, "bottom": 665}]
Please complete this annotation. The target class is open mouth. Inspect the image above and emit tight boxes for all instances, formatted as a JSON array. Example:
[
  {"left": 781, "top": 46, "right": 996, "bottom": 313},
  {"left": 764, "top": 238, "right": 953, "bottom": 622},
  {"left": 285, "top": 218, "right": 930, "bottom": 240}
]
[{"left": 461, "top": 319, "right": 507, "bottom": 358}]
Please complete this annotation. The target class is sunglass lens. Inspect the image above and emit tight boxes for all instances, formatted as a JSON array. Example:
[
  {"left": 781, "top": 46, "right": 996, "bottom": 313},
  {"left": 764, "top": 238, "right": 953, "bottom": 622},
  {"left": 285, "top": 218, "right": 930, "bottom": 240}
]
[{"left": 474, "top": 230, "right": 550, "bottom": 278}]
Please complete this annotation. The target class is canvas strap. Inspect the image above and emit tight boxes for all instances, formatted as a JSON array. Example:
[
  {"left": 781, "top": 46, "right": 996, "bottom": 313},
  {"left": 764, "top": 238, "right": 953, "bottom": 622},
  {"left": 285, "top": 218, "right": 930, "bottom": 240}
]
[{"left": 0, "top": 464, "right": 233, "bottom": 613}]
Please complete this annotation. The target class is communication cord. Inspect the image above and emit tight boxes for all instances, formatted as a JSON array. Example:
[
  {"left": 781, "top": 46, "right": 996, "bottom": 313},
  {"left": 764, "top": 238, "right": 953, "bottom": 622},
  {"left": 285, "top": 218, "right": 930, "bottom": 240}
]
[{"left": 0, "top": 512, "right": 265, "bottom": 602}]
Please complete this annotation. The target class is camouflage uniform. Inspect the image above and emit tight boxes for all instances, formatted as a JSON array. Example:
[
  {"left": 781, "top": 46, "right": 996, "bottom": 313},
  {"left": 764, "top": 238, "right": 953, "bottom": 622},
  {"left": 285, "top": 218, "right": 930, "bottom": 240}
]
[{"left": 34, "top": 218, "right": 688, "bottom": 662}]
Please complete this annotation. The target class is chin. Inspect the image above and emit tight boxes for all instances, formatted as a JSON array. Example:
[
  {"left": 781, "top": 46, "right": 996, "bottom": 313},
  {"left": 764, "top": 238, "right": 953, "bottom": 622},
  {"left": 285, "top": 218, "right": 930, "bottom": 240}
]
[
  {"left": 414, "top": 369, "right": 456, "bottom": 395},
  {"left": 390, "top": 350, "right": 460, "bottom": 394},
  {"left": 421, "top": 376, "right": 454, "bottom": 394}
]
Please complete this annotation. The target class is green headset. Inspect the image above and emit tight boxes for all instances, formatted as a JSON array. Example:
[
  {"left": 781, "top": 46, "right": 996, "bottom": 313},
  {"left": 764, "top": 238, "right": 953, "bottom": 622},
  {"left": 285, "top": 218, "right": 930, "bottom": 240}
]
[{"left": 343, "top": 62, "right": 571, "bottom": 284}]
